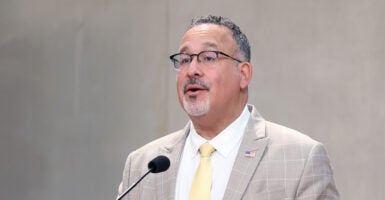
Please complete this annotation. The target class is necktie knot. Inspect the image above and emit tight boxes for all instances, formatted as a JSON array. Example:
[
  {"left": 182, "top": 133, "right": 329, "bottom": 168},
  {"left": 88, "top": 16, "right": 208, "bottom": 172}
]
[{"left": 199, "top": 142, "right": 215, "bottom": 158}]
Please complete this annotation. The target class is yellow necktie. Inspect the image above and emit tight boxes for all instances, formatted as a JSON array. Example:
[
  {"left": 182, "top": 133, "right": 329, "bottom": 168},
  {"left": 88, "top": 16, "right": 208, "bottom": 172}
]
[{"left": 189, "top": 142, "right": 216, "bottom": 200}]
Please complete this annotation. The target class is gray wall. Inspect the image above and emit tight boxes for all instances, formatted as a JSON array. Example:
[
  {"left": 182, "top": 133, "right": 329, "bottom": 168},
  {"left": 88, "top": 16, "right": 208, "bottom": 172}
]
[{"left": 1, "top": 0, "right": 384, "bottom": 199}]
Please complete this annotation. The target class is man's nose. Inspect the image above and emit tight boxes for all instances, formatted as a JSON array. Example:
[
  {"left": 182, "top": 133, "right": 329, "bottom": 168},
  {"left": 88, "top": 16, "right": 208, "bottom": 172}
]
[{"left": 186, "top": 56, "right": 203, "bottom": 77}]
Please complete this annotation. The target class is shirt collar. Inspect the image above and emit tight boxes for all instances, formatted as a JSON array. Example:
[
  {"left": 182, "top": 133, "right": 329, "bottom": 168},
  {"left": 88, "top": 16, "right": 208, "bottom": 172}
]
[{"left": 188, "top": 105, "right": 250, "bottom": 158}]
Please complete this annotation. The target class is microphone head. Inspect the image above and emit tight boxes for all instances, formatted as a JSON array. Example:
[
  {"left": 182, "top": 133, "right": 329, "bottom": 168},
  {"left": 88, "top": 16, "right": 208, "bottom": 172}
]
[{"left": 148, "top": 155, "right": 170, "bottom": 173}]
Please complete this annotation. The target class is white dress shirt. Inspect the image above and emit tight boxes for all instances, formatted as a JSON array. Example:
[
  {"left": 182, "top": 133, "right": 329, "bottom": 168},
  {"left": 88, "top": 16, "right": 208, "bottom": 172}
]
[{"left": 175, "top": 106, "right": 250, "bottom": 200}]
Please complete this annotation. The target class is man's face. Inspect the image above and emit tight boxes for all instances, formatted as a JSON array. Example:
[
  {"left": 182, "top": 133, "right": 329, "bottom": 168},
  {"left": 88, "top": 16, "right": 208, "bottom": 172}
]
[{"left": 176, "top": 24, "right": 243, "bottom": 118}]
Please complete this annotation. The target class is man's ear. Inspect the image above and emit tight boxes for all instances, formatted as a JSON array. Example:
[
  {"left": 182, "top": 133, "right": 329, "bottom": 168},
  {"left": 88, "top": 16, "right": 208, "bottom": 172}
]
[{"left": 238, "top": 62, "right": 252, "bottom": 90}]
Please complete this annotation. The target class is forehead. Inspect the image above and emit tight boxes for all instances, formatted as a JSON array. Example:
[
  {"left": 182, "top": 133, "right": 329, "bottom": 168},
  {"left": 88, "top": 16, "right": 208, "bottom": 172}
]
[{"left": 179, "top": 24, "right": 236, "bottom": 53}]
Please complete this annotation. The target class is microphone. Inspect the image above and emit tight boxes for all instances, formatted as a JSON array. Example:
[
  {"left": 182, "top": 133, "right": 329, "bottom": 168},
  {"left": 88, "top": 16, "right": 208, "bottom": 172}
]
[
  {"left": 147, "top": 155, "right": 171, "bottom": 173},
  {"left": 116, "top": 155, "right": 170, "bottom": 200}
]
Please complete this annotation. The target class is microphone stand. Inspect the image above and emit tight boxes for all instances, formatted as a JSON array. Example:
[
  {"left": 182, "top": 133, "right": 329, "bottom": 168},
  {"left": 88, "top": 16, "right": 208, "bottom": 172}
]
[
  {"left": 116, "top": 169, "right": 151, "bottom": 200},
  {"left": 115, "top": 155, "right": 170, "bottom": 200}
]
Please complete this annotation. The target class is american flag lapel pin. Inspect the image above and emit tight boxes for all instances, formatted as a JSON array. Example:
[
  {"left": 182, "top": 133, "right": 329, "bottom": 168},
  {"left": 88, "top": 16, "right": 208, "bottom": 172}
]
[{"left": 244, "top": 150, "right": 256, "bottom": 158}]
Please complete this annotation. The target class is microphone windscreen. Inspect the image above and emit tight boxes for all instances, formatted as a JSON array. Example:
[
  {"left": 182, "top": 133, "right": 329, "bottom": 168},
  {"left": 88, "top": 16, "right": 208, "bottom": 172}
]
[{"left": 148, "top": 155, "right": 170, "bottom": 173}]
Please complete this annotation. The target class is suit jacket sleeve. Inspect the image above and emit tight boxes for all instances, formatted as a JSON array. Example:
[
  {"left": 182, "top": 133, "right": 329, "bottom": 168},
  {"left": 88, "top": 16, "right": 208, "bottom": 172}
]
[{"left": 296, "top": 142, "right": 339, "bottom": 199}]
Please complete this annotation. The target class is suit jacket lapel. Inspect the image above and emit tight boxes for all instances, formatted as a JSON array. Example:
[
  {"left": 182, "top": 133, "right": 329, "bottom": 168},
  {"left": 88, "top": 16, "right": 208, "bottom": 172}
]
[{"left": 223, "top": 105, "right": 269, "bottom": 200}]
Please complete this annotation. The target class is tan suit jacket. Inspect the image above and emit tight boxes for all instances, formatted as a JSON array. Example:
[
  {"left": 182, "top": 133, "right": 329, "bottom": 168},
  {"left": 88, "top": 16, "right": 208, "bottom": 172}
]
[{"left": 118, "top": 104, "right": 339, "bottom": 199}]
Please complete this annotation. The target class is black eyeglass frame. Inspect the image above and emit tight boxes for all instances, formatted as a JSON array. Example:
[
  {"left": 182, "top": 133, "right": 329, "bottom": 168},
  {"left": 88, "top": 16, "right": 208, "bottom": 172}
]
[{"left": 169, "top": 50, "right": 244, "bottom": 70}]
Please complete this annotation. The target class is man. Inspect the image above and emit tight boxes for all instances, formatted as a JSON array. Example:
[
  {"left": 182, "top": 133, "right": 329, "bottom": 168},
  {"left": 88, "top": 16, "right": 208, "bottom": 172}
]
[{"left": 118, "top": 15, "right": 339, "bottom": 200}]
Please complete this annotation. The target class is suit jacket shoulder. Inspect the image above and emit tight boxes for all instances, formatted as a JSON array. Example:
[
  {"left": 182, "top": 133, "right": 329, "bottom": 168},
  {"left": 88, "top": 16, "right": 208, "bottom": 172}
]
[
  {"left": 129, "top": 129, "right": 187, "bottom": 159},
  {"left": 265, "top": 121, "right": 318, "bottom": 145}
]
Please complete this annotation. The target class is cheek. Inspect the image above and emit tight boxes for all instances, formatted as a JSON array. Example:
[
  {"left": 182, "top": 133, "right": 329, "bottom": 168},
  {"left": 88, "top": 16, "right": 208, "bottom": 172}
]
[
  {"left": 208, "top": 76, "right": 225, "bottom": 96},
  {"left": 213, "top": 73, "right": 240, "bottom": 95}
]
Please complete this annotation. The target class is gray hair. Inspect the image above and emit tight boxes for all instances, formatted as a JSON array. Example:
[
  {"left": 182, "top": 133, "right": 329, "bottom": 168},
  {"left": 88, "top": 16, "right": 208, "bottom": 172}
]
[{"left": 188, "top": 15, "right": 251, "bottom": 62}]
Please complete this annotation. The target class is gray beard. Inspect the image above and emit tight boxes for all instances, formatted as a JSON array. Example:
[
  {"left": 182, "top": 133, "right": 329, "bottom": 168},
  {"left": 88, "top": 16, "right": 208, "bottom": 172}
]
[{"left": 183, "top": 95, "right": 210, "bottom": 116}]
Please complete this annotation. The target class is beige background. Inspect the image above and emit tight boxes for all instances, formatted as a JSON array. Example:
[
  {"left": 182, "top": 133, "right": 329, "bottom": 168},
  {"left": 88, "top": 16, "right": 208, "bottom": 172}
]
[{"left": 1, "top": 0, "right": 384, "bottom": 199}]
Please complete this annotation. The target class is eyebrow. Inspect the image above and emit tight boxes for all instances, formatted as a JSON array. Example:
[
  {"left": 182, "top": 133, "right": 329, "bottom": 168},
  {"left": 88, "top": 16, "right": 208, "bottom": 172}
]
[{"left": 179, "top": 42, "right": 219, "bottom": 53}]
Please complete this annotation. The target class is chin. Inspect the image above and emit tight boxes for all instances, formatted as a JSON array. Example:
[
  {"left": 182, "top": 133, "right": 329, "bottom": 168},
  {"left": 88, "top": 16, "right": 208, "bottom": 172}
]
[{"left": 183, "top": 96, "right": 210, "bottom": 117}]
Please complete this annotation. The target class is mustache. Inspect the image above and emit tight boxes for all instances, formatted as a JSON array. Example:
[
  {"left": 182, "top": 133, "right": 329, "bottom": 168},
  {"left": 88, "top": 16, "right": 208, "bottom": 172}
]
[{"left": 183, "top": 78, "right": 210, "bottom": 93}]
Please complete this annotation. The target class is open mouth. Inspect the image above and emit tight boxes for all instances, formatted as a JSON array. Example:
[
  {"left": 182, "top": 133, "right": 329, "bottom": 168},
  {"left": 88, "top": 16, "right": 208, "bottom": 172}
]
[
  {"left": 184, "top": 84, "right": 208, "bottom": 94},
  {"left": 183, "top": 78, "right": 210, "bottom": 95}
]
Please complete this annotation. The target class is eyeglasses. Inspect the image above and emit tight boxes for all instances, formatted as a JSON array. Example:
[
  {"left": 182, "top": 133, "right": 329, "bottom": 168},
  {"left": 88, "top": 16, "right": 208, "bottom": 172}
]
[{"left": 169, "top": 50, "right": 243, "bottom": 71}]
